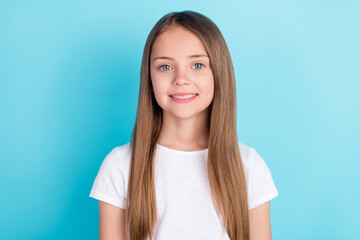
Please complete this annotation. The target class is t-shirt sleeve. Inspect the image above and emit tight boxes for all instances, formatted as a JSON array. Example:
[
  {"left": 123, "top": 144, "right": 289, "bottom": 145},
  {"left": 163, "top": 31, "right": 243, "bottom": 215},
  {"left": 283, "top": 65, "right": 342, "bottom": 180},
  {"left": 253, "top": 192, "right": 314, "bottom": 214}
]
[
  {"left": 89, "top": 148, "right": 127, "bottom": 209},
  {"left": 247, "top": 147, "right": 279, "bottom": 210}
]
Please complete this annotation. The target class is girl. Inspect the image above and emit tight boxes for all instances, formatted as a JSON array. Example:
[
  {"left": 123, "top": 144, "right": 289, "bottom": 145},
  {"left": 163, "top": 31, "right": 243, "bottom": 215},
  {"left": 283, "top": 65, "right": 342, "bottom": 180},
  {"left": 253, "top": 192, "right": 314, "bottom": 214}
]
[{"left": 90, "top": 10, "right": 279, "bottom": 240}]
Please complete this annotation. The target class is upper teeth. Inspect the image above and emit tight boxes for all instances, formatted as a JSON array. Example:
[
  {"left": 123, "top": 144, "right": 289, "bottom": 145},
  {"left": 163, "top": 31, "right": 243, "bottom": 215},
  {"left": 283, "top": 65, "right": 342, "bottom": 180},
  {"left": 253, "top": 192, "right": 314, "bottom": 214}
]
[{"left": 171, "top": 94, "right": 196, "bottom": 99}]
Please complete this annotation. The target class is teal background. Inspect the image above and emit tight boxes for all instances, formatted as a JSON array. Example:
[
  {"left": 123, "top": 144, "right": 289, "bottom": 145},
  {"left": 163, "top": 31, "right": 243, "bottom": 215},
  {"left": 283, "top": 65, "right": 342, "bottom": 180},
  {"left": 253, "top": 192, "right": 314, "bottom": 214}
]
[{"left": 1, "top": 0, "right": 359, "bottom": 239}]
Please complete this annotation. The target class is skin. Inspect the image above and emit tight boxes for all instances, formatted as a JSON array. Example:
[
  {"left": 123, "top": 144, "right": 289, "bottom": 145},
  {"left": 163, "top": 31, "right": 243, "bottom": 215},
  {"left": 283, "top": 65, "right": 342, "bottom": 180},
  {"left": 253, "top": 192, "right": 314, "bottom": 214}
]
[
  {"left": 249, "top": 201, "right": 272, "bottom": 240},
  {"left": 99, "top": 201, "right": 126, "bottom": 240},
  {"left": 150, "top": 25, "right": 214, "bottom": 151},
  {"left": 98, "top": 25, "right": 272, "bottom": 240}
]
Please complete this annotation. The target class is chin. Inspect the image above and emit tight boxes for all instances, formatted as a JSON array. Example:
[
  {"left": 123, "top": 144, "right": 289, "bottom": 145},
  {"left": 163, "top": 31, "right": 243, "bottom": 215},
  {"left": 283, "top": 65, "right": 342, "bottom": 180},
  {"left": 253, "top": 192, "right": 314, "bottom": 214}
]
[{"left": 173, "top": 109, "right": 207, "bottom": 120}]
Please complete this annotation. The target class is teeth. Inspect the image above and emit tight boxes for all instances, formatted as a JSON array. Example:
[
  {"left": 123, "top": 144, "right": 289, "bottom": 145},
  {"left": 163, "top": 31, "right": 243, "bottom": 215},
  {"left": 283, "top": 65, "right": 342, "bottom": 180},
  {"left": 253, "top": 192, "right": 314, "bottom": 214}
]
[{"left": 171, "top": 94, "right": 196, "bottom": 99}]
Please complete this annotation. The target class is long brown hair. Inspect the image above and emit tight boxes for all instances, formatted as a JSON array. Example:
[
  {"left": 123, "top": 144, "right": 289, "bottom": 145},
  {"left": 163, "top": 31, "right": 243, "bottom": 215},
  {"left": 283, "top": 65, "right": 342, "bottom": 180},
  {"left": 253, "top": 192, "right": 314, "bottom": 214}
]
[{"left": 126, "top": 10, "right": 249, "bottom": 240}]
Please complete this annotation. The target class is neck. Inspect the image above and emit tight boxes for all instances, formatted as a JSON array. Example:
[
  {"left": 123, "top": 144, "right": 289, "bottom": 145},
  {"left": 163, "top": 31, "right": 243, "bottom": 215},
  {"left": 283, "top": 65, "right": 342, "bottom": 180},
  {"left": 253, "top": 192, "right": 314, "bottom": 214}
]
[{"left": 157, "top": 110, "right": 210, "bottom": 151}]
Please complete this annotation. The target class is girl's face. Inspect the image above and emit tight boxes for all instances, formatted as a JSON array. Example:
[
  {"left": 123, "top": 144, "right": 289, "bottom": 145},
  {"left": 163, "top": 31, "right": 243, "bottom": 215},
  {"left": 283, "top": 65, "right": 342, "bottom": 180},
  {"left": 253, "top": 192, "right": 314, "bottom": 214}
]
[{"left": 150, "top": 25, "right": 214, "bottom": 120}]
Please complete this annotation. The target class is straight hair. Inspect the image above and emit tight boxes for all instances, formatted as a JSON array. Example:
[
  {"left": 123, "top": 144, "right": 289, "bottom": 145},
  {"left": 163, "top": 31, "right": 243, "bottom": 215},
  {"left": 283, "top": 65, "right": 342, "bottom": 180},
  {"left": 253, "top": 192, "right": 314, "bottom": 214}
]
[{"left": 126, "top": 10, "right": 249, "bottom": 240}]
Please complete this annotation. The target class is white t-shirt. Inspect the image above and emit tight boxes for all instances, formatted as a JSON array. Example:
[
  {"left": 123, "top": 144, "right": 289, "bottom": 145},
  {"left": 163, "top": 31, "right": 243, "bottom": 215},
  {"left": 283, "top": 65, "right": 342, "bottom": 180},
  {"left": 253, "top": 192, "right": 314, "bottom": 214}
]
[{"left": 89, "top": 141, "right": 279, "bottom": 240}]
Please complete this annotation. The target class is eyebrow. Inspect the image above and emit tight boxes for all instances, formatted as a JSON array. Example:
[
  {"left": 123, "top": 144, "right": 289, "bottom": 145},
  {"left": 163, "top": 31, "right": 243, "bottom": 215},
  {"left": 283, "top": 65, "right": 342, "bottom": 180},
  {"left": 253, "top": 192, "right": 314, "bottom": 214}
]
[{"left": 152, "top": 54, "right": 209, "bottom": 63}]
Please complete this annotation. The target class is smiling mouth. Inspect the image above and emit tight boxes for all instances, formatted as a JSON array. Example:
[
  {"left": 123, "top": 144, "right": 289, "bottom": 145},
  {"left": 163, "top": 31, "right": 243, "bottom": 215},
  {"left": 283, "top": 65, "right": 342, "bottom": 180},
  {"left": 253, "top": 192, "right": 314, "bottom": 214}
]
[
  {"left": 169, "top": 94, "right": 198, "bottom": 104},
  {"left": 169, "top": 93, "right": 198, "bottom": 99}
]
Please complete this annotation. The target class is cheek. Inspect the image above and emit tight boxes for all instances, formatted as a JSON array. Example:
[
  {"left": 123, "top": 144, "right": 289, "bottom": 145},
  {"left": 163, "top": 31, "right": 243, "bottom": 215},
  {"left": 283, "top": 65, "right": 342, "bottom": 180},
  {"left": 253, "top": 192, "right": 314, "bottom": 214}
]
[
  {"left": 151, "top": 85, "right": 165, "bottom": 108},
  {"left": 152, "top": 81, "right": 166, "bottom": 96},
  {"left": 151, "top": 72, "right": 169, "bottom": 93},
  {"left": 208, "top": 85, "right": 215, "bottom": 102},
  {"left": 199, "top": 76, "right": 214, "bottom": 96},
  {"left": 150, "top": 73, "right": 160, "bottom": 93},
  {"left": 205, "top": 81, "right": 215, "bottom": 103},
  {"left": 150, "top": 78, "right": 168, "bottom": 105}
]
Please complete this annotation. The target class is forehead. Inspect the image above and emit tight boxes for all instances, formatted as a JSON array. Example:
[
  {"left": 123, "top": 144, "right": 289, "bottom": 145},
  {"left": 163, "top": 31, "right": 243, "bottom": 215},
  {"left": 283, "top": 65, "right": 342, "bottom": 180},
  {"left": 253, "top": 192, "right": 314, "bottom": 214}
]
[{"left": 150, "top": 26, "right": 207, "bottom": 58}]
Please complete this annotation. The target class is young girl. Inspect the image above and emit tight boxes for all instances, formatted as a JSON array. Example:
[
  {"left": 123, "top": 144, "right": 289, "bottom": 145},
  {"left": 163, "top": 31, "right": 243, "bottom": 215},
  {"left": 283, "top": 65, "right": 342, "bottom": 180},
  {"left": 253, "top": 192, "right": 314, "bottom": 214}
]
[{"left": 90, "top": 10, "right": 279, "bottom": 240}]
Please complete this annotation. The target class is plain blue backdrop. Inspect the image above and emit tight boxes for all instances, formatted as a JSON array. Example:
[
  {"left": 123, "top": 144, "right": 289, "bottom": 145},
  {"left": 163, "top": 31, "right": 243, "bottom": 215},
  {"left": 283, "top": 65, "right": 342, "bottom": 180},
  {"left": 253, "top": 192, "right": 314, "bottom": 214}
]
[{"left": 1, "top": 0, "right": 359, "bottom": 239}]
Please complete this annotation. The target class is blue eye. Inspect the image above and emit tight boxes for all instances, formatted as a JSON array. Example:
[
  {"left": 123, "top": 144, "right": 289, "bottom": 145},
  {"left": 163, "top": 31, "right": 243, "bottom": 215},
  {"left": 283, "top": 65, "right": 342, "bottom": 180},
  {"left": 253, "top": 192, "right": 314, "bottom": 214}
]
[
  {"left": 158, "top": 63, "right": 204, "bottom": 71},
  {"left": 159, "top": 65, "right": 172, "bottom": 71},
  {"left": 193, "top": 63, "right": 205, "bottom": 69}
]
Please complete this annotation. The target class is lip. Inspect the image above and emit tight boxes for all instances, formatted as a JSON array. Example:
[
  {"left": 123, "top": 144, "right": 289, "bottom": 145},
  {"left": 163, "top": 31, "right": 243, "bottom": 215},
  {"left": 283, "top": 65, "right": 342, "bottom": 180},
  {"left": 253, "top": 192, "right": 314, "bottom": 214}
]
[
  {"left": 169, "top": 92, "right": 198, "bottom": 96},
  {"left": 169, "top": 93, "right": 198, "bottom": 104}
]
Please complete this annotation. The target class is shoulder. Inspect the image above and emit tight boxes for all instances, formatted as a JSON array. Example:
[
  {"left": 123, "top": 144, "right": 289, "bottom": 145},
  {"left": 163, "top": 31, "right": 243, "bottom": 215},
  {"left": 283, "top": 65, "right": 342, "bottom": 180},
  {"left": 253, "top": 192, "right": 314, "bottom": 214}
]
[
  {"left": 238, "top": 141, "right": 279, "bottom": 209},
  {"left": 89, "top": 142, "right": 132, "bottom": 209},
  {"left": 237, "top": 141, "right": 272, "bottom": 183},
  {"left": 238, "top": 141, "right": 260, "bottom": 168},
  {"left": 238, "top": 141, "right": 253, "bottom": 161},
  {"left": 113, "top": 142, "right": 132, "bottom": 162},
  {"left": 238, "top": 141, "right": 268, "bottom": 168},
  {"left": 100, "top": 142, "right": 132, "bottom": 173}
]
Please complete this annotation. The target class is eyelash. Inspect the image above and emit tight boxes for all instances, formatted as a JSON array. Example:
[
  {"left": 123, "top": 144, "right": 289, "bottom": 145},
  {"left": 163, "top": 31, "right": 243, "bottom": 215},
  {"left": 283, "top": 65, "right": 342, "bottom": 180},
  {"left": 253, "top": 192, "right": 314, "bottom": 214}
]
[{"left": 158, "top": 63, "right": 205, "bottom": 71}]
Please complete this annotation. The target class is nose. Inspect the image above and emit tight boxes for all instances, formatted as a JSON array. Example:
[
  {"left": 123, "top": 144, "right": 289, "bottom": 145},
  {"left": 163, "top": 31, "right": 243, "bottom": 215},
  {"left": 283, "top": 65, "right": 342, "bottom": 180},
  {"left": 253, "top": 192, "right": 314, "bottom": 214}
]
[{"left": 173, "top": 67, "right": 190, "bottom": 86}]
